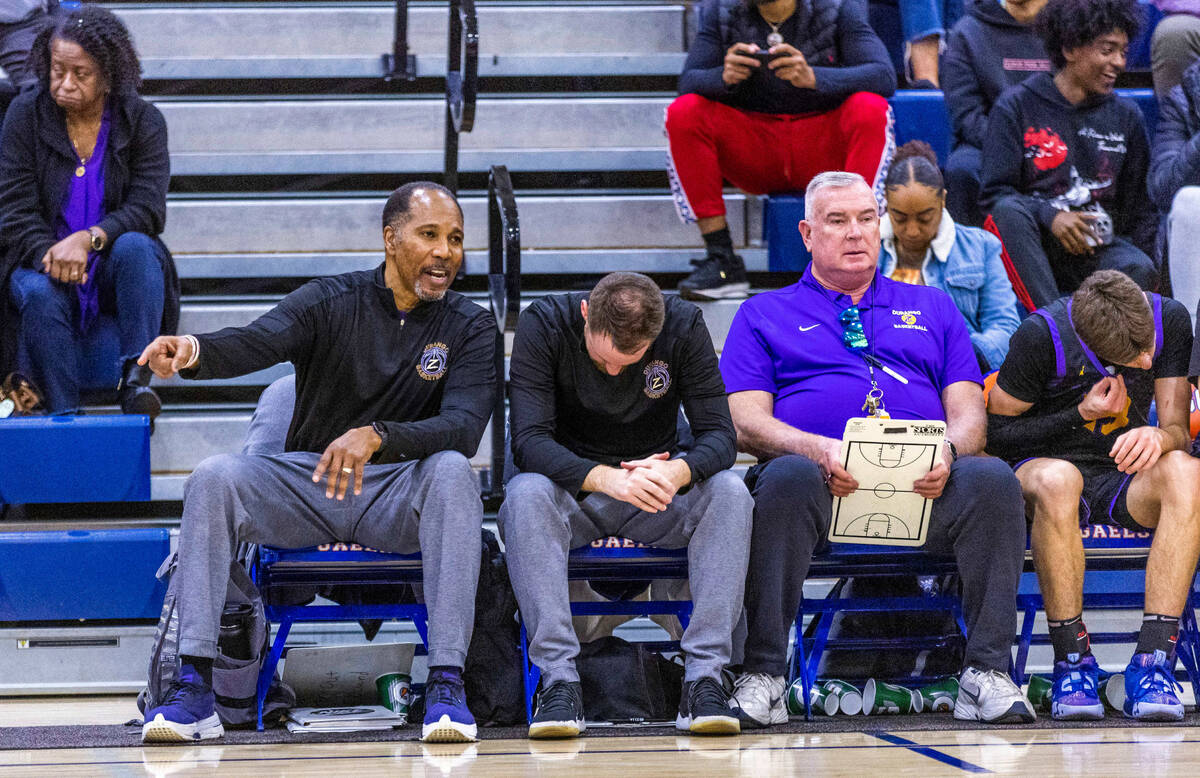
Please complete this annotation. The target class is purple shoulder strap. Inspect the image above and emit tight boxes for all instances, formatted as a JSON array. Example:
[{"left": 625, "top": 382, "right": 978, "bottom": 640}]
[
  {"left": 1033, "top": 309, "right": 1065, "bottom": 382},
  {"left": 1152, "top": 293, "right": 1164, "bottom": 360}
]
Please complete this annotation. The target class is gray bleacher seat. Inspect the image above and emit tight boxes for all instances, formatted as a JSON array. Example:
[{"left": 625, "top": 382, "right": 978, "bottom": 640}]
[
  {"left": 164, "top": 193, "right": 766, "bottom": 278},
  {"left": 118, "top": 2, "right": 691, "bottom": 79},
  {"left": 90, "top": 2, "right": 751, "bottom": 499},
  {"left": 156, "top": 95, "right": 674, "bottom": 175}
]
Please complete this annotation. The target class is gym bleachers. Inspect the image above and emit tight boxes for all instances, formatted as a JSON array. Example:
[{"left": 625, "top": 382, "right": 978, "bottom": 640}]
[
  {"left": 119, "top": 1, "right": 691, "bottom": 79},
  {"left": 109, "top": 1, "right": 763, "bottom": 503},
  {"left": 0, "top": 0, "right": 1178, "bottom": 697}
]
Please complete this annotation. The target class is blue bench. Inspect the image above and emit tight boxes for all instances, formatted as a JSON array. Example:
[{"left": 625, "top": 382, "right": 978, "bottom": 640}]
[
  {"left": 0, "top": 414, "right": 150, "bottom": 507},
  {"left": 1012, "top": 528, "right": 1200, "bottom": 695},
  {"left": 0, "top": 527, "right": 169, "bottom": 621},
  {"left": 250, "top": 543, "right": 431, "bottom": 731},
  {"left": 789, "top": 545, "right": 964, "bottom": 719},
  {"left": 790, "top": 526, "right": 1200, "bottom": 719},
  {"left": 765, "top": 88, "right": 1160, "bottom": 272}
]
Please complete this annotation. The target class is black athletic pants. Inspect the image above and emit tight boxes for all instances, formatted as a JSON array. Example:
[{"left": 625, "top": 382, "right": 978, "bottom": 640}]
[{"left": 740, "top": 454, "right": 1026, "bottom": 677}]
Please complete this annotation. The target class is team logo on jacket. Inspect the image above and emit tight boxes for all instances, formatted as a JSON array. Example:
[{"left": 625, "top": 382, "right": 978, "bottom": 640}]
[
  {"left": 418, "top": 342, "right": 449, "bottom": 380},
  {"left": 1024, "top": 127, "right": 1068, "bottom": 171},
  {"left": 643, "top": 360, "right": 671, "bottom": 399}
]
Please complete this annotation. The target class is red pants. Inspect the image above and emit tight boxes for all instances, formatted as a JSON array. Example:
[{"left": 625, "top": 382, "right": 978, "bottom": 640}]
[{"left": 664, "top": 92, "right": 894, "bottom": 222}]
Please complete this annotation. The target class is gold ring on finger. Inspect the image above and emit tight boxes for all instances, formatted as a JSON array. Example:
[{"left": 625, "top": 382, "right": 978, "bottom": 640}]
[{"left": 341, "top": 466, "right": 353, "bottom": 474}]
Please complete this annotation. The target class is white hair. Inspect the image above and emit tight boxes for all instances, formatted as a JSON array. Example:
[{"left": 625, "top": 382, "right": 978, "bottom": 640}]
[{"left": 804, "top": 171, "right": 871, "bottom": 221}]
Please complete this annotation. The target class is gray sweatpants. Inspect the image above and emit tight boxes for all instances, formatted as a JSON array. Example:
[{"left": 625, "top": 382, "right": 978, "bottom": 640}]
[
  {"left": 498, "top": 469, "right": 752, "bottom": 684},
  {"left": 175, "top": 449, "right": 483, "bottom": 669}
]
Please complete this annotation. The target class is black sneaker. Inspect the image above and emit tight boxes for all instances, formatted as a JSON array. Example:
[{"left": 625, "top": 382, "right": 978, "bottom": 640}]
[
  {"left": 678, "top": 253, "right": 750, "bottom": 301},
  {"left": 676, "top": 676, "right": 740, "bottom": 735},
  {"left": 118, "top": 357, "right": 161, "bottom": 421},
  {"left": 529, "top": 680, "right": 585, "bottom": 739}
]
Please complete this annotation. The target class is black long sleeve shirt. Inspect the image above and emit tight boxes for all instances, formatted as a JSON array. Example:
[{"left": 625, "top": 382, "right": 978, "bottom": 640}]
[
  {"left": 509, "top": 292, "right": 736, "bottom": 495},
  {"left": 185, "top": 264, "right": 498, "bottom": 462}
]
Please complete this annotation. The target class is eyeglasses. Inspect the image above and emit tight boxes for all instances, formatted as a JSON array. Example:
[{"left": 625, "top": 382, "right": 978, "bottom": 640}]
[{"left": 838, "top": 306, "right": 869, "bottom": 352}]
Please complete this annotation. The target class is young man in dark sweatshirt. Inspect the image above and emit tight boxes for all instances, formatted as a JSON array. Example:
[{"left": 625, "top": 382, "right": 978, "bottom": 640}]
[
  {"left": 942, "top": 0, "right": 1050, "bottom": 225},
  {"left": 136, "top": 183, "right": 497, "bottom": 745},
  {"left": 500, "top": 272, "right": 752, "bottom": 739},
  {"left": 666, "top": 0, "right": 895, "bottom": 301},
  {"left": 980, "top": 0, "right": 1157, "bottom": 312}
]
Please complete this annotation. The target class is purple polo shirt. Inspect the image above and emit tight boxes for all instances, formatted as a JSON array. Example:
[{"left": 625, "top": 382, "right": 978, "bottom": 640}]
[{"left": 720, "top": 267, "right": 983, "bottom": 440}]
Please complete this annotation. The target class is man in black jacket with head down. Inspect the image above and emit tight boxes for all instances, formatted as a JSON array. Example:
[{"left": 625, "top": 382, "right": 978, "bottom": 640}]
[{"left": 500, "top": 272, "right": 752, "bottom": 739}]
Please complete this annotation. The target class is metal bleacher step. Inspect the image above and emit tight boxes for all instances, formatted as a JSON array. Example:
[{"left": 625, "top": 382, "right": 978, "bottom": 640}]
[
  {"left": 153, "top": 94, "right": 675, "bottom": 175},
  {"left": 118, "top": 1, "right": 691, "bottom": 79},
  {"left": 172, "top": 294, "right": 743, "bottom": 364},
  {"left": 164, "top": 192, "right": 766, "bottom": 278},
  {"left": 168, "top": 293, "right": 743, "bottom": 387},
  {"left": 148, "top": 411, "right": 760, "bottom": 502}
]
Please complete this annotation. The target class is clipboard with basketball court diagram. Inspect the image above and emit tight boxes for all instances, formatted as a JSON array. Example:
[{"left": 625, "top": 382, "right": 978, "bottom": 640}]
[{"left": 829, "top": 417, "right": 946, "bottom": 547}]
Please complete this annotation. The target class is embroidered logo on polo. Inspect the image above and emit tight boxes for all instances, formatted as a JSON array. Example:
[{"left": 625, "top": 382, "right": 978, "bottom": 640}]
[
  {"left": 892, "top": 309, "right": 927, "bottom": 332},
  {"left": 417, "top": 342, "right": 449, "bottom": 381},
  {"left": 643, "top": 360, "right": 671, "bottom": 399}
]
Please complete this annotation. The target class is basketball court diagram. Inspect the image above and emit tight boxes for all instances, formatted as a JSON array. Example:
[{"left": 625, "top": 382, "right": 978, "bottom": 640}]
[{"left": 829, "top": 418, "right": 946, "bottom": 547}]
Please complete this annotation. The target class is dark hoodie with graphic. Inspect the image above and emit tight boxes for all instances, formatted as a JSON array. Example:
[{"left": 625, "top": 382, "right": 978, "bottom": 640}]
[
  {"left": 942, "top": 0, "right": 1051, "bottom": 151},
  {"left": 980, "top": 72, "right": 1157, "bottom": 256}
]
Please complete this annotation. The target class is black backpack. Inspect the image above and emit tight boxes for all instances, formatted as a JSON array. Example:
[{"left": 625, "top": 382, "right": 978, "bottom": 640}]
[
  {"left": 575, "top": 636, "right": 685, "bottom": 723},
  {"left": 461, "top": 529, "right": 526, "bottom": 726},
  {"left": 137, "top": 550, "right": 295, "bottom": 728}
]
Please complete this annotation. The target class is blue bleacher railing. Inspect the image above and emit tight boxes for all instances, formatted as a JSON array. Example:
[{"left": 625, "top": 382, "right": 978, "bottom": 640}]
[
  {"left": 382, "top": 0, "right": 417, "bottom": 82},
  {"left": 444, "top": 0, "right": 479, "bottom": 194},
  {"left": 486, "top": 164, "right": 520, "bottom": 503}
]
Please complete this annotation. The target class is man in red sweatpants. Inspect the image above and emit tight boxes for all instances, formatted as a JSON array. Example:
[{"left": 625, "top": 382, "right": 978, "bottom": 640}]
[{"left": 668, "top": 0, "right": 896, "bottom": 300}]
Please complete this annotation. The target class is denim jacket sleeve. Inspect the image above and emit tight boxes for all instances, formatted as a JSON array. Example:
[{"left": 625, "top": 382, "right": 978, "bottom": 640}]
[{"left": 950, "top": 228, "right": 1020, "bottom": 371}]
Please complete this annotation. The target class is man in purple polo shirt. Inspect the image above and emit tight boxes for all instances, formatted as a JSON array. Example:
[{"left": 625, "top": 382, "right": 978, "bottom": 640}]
[{"left": 719, "top": 171, "right": 1032, "bottom": 728}]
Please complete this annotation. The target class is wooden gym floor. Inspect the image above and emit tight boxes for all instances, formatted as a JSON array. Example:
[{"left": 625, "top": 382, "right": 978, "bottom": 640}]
[{"left": 0, "top": 696, "right": 1197, "bottom": 776}]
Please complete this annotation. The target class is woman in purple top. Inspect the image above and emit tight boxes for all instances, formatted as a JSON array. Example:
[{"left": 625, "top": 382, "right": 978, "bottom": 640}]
[{"left": 0, "top": 5, "right": 176, "bottom": 416}]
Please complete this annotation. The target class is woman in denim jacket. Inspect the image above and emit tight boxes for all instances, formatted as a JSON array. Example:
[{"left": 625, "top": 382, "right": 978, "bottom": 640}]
[{"left": 879, "top": 140, "right": 1020, "bottom": 371}]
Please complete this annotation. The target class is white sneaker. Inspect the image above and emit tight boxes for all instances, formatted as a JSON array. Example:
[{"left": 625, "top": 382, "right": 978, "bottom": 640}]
[
  {"left": 728, "top": 672, "right": 788, "bottom": 728},
  {"left": 954, "top": 667, "right": 1037, "bottom": 724}
]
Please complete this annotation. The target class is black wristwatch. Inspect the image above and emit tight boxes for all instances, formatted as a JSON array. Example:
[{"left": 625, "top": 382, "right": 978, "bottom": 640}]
[
  {"left": 371, "top": 421, "right": 389, "bottom": 453},
  {"left": 945, "top": 439, "right": 959, "bottom": 462},
  {"left": 88, "top": 227, "right": 105, "bottom": 251}
]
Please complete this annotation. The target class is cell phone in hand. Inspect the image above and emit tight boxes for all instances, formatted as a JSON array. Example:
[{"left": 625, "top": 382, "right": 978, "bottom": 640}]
[{"left": 750, "top": 50, "right": 785, "bottom": 67}]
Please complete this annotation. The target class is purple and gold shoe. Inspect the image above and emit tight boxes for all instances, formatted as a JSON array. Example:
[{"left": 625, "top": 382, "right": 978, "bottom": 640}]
[{"left": 1051, "top": 655, "right": 1104, "bottom": 720}]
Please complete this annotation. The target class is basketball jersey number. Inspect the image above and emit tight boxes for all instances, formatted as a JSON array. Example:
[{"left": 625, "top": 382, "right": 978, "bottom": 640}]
[{"left": 1083, "top": 395, "right": 1132, "bottom": 436}]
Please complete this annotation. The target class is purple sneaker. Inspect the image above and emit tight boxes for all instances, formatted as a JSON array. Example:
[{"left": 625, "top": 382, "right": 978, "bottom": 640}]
[
  {"left": 422, "top": 668, "right": 478, "bottom": 742},
  {"left": 1123, "top": 651, "right": 1184, "bottom": 721},
  {"left": 1051, "top": 655, "right": 1104, "bottom": 720},
  {"left": 142, "top": 665, "right": 224, "bottom": 743}
]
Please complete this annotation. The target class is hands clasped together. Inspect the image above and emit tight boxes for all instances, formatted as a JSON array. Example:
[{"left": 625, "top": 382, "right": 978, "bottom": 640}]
[
  {"left": 41, "top": 230, "right": 95, "bottom": 285},
  {"left": 595, "top": 452, "right": 693, "bottom": 514}
]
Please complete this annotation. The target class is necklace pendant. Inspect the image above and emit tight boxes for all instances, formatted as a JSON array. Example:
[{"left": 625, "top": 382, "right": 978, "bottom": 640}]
[
  {"left": 766, "top": 31, "right": 784, "bottom": 47},
  {"left": 74, "top": 165, "right": 86, "bottom": 177}
]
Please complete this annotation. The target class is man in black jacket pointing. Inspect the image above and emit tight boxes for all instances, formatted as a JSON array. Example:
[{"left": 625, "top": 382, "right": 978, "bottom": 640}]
[{"left": 136, "top": 182, "right": 497, "bottom": 745}]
